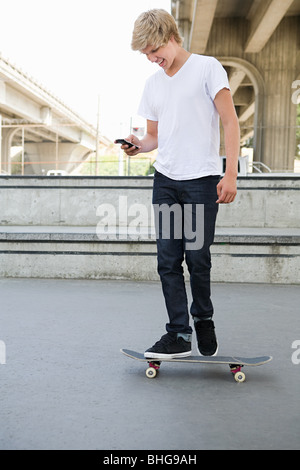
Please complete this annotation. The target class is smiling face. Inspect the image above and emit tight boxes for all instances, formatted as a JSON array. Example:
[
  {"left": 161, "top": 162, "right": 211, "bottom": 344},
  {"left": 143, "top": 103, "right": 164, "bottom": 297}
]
[{"left": 141, "top": 38, "right": 178, "bottom": 73}]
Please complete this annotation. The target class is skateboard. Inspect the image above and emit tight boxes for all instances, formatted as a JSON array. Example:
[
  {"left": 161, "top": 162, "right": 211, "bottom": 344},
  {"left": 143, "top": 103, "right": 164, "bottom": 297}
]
[{"left": 120, "top": 349, "right": 272, "bottom": 382}]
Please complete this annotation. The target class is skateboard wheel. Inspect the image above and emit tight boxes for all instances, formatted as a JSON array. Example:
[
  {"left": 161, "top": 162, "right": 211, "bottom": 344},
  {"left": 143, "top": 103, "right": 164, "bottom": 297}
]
[
  {"left": 146, "top": 367, "right": 157, "bottom": 379},
  {"left": 234, "top": 371, "right": 246, "bottom": 383}
]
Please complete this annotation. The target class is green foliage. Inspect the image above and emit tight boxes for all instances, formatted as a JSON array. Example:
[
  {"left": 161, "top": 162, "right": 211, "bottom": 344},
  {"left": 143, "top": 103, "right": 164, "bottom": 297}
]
[{"left": 80, "top": 154, "right": 155, "bottom": 176}]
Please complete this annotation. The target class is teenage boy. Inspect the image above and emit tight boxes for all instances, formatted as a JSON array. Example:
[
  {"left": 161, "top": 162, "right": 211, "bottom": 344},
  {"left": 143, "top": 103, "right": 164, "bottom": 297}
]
[{"left": 118, "top": 9, "right": 240, "bottom": 359}]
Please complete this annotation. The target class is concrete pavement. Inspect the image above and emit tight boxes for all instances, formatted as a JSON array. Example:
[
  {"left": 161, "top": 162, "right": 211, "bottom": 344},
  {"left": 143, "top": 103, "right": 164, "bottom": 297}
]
[{"left": 0, "top": 278, "right": 299, "bottom": 450}]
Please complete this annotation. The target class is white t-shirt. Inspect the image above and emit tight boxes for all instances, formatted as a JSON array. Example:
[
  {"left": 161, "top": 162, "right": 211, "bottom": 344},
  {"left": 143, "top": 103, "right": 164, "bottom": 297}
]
[{"left": 138, "top": 54, "right": 230, "bottom": 180}]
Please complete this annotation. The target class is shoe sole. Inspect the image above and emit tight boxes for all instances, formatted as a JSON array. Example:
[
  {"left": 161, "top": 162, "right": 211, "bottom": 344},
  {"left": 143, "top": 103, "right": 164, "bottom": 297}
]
[{"left": 144, "top": 350, "right": 192, "bottom": 360}]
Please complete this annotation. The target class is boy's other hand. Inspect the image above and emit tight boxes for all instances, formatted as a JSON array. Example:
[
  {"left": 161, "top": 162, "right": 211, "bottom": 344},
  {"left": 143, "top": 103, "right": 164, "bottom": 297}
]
[{"left": 216, "top": 175, "right": 237, "bottom": 204}]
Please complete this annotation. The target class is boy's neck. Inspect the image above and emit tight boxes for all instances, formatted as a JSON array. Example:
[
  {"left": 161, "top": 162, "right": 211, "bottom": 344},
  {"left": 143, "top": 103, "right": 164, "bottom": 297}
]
[{"left": 165, "top": 47, "right": 192, "bottom": 77}]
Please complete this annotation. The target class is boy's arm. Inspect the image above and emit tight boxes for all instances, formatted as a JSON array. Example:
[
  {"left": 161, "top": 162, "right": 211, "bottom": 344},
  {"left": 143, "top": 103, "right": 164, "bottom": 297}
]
[
  {"left": 122, "top": 120, "right": 158, "bottom": 156},
  {"left": 214, "top": 88, "right": 240, "bottom": 204}
]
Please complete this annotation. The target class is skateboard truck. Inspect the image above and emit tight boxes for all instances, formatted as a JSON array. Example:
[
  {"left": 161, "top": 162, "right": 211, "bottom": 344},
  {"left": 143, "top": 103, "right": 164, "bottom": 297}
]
[
  {"left": 229, "top": 364, "right": 246, "bottom": 383},
  {"left": 146, "top": 361, "right": 161, "bottom": 378}
]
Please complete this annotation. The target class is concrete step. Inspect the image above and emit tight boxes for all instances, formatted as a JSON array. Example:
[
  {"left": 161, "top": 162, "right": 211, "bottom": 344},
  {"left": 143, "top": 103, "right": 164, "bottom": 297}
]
[{"left": 0, "top": 226, "right": 299, "bottom": 284}]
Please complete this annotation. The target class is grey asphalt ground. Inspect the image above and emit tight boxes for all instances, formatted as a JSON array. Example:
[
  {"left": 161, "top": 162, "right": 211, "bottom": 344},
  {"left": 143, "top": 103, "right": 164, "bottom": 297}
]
[{"left": 0, "top": 278, "right": 299, "bottom": 450}]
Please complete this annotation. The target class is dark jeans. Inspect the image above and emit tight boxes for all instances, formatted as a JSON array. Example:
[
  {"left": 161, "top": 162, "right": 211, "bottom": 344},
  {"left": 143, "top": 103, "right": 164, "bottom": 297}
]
[{"left": 152, "top": 171, "right": 220, "bottom": 335}]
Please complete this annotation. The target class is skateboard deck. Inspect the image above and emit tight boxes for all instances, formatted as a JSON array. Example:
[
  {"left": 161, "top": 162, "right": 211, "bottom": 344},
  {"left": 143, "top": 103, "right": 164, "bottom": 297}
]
[{"left": 121, "top": 349, "right": 272, "bottom": 382}]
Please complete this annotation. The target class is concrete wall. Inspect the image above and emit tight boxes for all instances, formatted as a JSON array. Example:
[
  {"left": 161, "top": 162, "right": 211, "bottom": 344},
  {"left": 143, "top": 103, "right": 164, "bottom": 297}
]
[
  {"left": 0, "top": 176, "right": 299, "bottom": 284},
  {"left": 0, "top": 175, "right": 299, "bottom": 229}
]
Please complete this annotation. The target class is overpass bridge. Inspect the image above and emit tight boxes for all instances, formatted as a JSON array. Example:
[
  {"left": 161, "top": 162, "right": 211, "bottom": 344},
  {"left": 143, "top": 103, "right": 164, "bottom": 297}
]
[
  {"left": 172, "top": 0, "right": 300, "bottom": 172},
  {"left": 0, "top": 54, "right": 110, "bottom": 175}
]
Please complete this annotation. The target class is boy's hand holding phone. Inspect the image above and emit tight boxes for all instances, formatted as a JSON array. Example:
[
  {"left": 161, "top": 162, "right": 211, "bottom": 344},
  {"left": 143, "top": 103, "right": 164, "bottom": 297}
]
[{"left": 114, "top": 135, "right": 142, "bottom": 156}]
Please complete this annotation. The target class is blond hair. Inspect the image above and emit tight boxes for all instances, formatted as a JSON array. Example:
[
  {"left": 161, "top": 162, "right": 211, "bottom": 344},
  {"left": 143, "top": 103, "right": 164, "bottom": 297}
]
[{"left": 131, "top": 9, "right": 183, "bottom": 51}]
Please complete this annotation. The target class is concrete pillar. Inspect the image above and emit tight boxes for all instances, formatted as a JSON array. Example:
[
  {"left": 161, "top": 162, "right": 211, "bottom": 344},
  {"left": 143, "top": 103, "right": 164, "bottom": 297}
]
[
  {"left": 0, "top": 127, "right": 18, "bottom": 174},
  {"left": 262, "top": 68, "right": 297, "bottom": 171},
  {"left": 204, "top": 16, "right": 299, "bottom": 172},
  {"left": 254, "top": 17, "right": 299, "bottom": 171}
]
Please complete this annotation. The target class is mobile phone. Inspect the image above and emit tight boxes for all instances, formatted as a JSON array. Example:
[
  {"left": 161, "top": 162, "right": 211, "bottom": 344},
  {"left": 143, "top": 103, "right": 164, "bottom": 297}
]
[{"left": 115, "top": 139, "right": 139, "bottom": 149}]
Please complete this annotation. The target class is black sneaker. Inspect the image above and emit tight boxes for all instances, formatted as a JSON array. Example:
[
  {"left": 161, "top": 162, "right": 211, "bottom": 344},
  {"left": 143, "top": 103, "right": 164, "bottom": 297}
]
[
  {"left": 194, "top": 319, "right": 218, "bottom": 356},
  {"left": 144, "top": 333, "right": 192, "bottom": 359}
]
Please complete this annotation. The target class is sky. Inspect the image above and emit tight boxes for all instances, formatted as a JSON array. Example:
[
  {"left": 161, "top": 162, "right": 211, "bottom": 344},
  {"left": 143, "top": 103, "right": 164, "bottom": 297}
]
[{"left": 0, "top": 0, "right": 171, "bottom": 140}]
